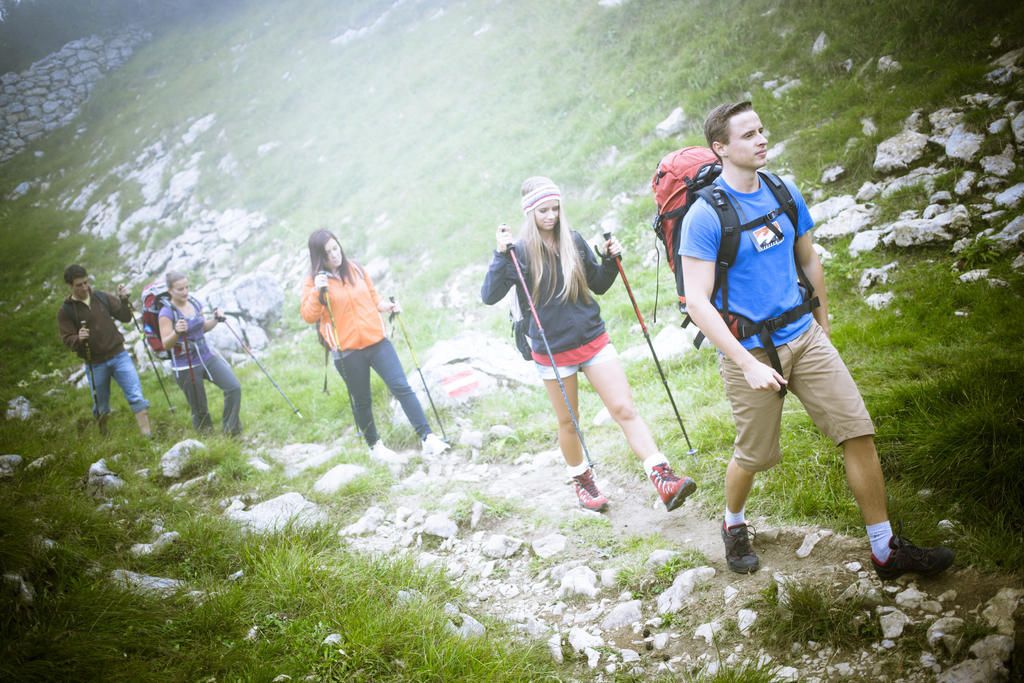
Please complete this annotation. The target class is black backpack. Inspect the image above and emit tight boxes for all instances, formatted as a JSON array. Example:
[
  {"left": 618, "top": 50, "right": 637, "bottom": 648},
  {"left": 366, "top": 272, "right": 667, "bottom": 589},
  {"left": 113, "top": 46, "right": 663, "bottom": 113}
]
[{"left": 686, "top": 171, "right": 820, "bottom": 397}]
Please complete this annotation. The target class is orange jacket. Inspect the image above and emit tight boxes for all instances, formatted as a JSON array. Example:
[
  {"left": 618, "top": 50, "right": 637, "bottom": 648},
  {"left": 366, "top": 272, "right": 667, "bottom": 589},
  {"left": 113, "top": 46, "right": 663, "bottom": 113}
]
[{"left": 300, "top": 269, "right": 385, "bottom": 352}]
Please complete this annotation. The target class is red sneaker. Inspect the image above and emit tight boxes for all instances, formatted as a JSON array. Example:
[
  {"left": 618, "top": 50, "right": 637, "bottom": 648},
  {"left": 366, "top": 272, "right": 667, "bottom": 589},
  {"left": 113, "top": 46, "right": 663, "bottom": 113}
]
[
  {"left": 649, "top": 462, "right": 697, "bottom": 511},
  {"left": 572, "top": 468, "right": 609, "bottom": 512}
]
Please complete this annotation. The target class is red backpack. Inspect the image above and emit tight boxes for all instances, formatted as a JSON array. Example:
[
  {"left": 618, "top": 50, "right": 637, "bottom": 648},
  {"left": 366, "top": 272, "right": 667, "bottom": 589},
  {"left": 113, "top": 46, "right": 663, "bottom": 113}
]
[
  {"left": 140, "top": 281, "right": 174, "bottom": 358},
  {"left": 650, "top": 145, "right": 722, "bottom": 313}
]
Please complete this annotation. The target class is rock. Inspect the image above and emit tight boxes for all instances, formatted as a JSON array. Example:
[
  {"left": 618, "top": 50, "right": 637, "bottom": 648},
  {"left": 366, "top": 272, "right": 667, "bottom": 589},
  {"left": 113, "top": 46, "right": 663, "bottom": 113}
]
[
  {"left": 224, "top": 492, "right": 327, "bottom": 533},
  {"left": 879, "top": 609, "right": 908, "bottom": 638},
  {"left": 657, "top": 566, "right": 716, "bottom": 614},
  {"left": 547, "top": 633, "right": 564, "bottom": 664},
  {"left": 993, "top": 215, "right": 1024, "bottom": 250},
  {"left": 481, "top": 534, "right": 523, "bottom": 558},
  {"left": 859, "top": 262, "right": 898, "bottom": 291},
  {"left": 25, "top": 454, "right": 55, "bottom": 471},
  {"left": 620, "top": 323, "right": 697, "bottom": 363},
  {"left": 877, "top": 55, "right": 902, "bottom": 72},
  {"left": 982, "top": 587, "right": 1024, "bottom": 635},
  {"left": 266, "top": 442, "right": 340, "bottom": 478},
  {"left": 809, "top": 194, "right": 858, "bottom": 224},
  {"left": 160, "top": 439, "right": 206, "bottom": 478},
  {"left": 865, "top": 292, "right": 895, "bottom": 310},
  {"left": 981, "top": 148, "right": 1016, "bottom": 177},
  {"left": 737, "top": 608, "right": 757, "bottom": 635},
  {"left": 0, "top": 454, "right": 23, "bottom": 478},
  {"left": 927, "top": 616, "right": 966, "bottom": 656},
  {"left": 655, "top": 107, "right": 687, "bottom": 138},
  {"left": 88, "top": 458, "right": 125, "bottom": 497},
  {"left": 447, "top": 611, "right": 485, "bottom": 639},
  {"left": 321, "top": 633, "right": 343, "bottom": 647},
  {"left": 130, "top": 531, "right": 181, "bottom": 557},
  {"left": 313, "top": 463, "right": 367, "bottom": 494},
  {"left": 796, "top": 529, "right": 830, "bottom": 558},
  {"left": 109, "top": 569, "right": 185, "bottom": 597},
  {"left": 5, "top": 396, "right": 34, "bottom": 420},
  {"left": 601, "top": 599, "right": 642, "bottom": 630},
  {"left": 422, "top": 513, "right": 457, "bottom": 539},
  {"left": 937, "top": 658, "right": 1009, "bottom": 683},
  {"left": 646, "top": 549, "right": 680, "bottom": 568},
  {"left": 821, "top": 164, "right": 844, "bottom": 184},
  {"left": 1013, "top": 111, "right": 1024, "bottom": 145},
  {"left": 3, "top": 572, "right": 35, "bottom": 605},
  {"left": 811, "top": 31, "right": 827, "bottom": 55},
  {"left": 968, "top": 633, "right": 1015, "bottom": 662},
  {"left": 861, "top": 117, "right": 878, "bottom": 136},
  {"left": 994, "top": 182, "right": 1024, "bottom": 209},
  {"left": 568, "top": 626, "right": 603, "bottom": 651},
  {"left": 772, "top": 79, "right": 802, "bottom": 99},
  {"left": 694, "top": 620, "right": 721, "bottom": 644},
  {"left": 558, "top": 565, "right": 598, "bottom": 598},
  {"left": 532, "top": 533, "right": 567, "bottom": 559},
  {"left": 873, "top": 130, "right": 929, "bottom": 173},
  {"left": 944, "top": 124, "right": 984, "bottom": 162},
  {"left": 955, "top": 171, "right": 976, "bottom": 196},
  {"left": 341, "top": 506, "right": 387, "bottom": 536},
  {"left": 458, "top": 429, "right": 484, "bottom": 449}
]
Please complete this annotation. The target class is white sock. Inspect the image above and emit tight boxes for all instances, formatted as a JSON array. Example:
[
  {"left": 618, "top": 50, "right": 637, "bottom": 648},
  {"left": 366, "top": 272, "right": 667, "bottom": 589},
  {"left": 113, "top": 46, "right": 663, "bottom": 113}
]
[
  {"left": 867, "top": 520, "right": 893, "bottom": 562},
  {"left": 724, "top": 507, "right": 745, "bottom": 528},
  {"left": 567, "top": 461, "right": 590, "bottom": 477},
  {"left": 642, "top": 453, "right": 668, "bottom": 477}
]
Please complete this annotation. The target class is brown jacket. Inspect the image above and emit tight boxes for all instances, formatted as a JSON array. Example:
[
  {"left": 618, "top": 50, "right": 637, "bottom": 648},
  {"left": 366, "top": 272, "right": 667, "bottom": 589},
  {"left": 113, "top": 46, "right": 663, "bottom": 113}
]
[{"left": 57, "top": 289, "right": 131, "bottom": 363}]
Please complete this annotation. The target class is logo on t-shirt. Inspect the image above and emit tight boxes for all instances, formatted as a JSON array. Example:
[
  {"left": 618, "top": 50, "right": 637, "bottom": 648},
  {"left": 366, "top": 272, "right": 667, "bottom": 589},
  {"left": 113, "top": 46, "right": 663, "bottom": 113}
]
[{"left": 750, "top": 220, "right": 784, "bottom": 252}]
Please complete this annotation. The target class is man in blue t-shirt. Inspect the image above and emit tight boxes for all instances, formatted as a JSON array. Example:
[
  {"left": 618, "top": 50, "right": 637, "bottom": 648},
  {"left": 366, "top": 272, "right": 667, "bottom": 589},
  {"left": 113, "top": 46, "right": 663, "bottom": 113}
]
[{"left": 679, "top": 101, "right": 953, "bottom": 581}]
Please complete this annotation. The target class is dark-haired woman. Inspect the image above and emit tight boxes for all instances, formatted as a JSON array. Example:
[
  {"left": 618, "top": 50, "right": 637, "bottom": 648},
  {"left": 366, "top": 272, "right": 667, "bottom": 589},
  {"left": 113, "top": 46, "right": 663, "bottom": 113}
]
[
  {"left": 158, "top": 271, "right": 242, "bottom": 435},
  {"left": 300, "top": 229, "right": 448, "bottom": 458},
  {"left": 481, "top": 176, "right": 697, "bottom": 512}
]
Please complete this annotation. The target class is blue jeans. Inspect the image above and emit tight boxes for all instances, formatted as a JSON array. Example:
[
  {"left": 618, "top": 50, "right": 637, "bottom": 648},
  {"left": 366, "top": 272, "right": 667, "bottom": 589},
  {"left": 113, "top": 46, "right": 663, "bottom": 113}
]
[
  {"left": 334, "top": 338, "right": 430, "bottom": 446},
  {"left": 172, "top": 354, "right": 242, "bottom": 435},
  {"left": 85, "top": 349, "right": 149, "bottom": 418}
]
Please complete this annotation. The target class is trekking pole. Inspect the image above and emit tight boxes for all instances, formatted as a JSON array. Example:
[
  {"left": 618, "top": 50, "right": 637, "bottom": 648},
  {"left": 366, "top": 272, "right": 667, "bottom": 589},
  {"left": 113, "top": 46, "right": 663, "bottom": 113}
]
[
  {"left": 317, "top": 279, "right": 359, "bottom": 434},
  {"left": 217, "top": 314, "right": 303, "bottom": 419},
  {"left": 603, "top": 231, "right": 698, "bottom": 460},
  {"left": 80, "top": 321, "right": 100, "bottom": 419},
  {"left": 123, "top": 298, "right": 175, "bottom": 411},
  {"left": 505, "top": 233, "right": 594, "bottom": 470},
  {"left": 180, "top": 320, "right": 196, "bottom": 385},
  {"left": 389, "top": 296, "right": 447, "bottom": 441}
]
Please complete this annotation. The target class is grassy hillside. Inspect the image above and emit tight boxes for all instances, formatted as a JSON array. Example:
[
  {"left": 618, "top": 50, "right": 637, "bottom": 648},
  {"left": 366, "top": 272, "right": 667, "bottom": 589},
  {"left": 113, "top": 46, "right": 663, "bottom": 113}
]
[{"left": 1, "top": 0, "right": 1023, "bottom": 678}]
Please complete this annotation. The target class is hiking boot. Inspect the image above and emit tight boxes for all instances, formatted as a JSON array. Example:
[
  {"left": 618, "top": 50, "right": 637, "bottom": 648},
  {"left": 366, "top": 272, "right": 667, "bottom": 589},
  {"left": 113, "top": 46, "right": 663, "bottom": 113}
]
[
  {"left": 572, "top": 468, "right": 609, "bottom": 512},
  {"left": 649, "top": 462, "right": 696, "bottom": 511},
  {"left": 421, "top": 433, "right": 449, "bottom": 457},
  {"left": 871, "top": 523, "right": 955, "bottom": 580},
  {"left": 722, "top": 521, "right": 759, "bottom": 574},
  {"left": 97, "top": 412, "right": 109, "bottom": 436}
]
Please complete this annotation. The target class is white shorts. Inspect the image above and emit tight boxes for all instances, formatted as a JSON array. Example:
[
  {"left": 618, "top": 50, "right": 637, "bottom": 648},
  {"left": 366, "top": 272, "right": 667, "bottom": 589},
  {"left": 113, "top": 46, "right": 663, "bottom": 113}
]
[{"left": 534, "top": 343, "right": 618, "bottom": 381}]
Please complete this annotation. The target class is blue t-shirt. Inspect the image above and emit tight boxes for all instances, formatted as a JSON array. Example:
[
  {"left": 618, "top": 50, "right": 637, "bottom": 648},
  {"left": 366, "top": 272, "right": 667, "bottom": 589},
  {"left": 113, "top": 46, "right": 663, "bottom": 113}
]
[{"left": 679, "top": 174, "right": 815, "bottom": 350}]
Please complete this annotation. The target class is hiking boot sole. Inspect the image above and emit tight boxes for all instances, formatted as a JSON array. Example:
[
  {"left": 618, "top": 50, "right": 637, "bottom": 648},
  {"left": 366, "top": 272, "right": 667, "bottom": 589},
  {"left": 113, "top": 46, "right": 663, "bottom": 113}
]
[
  {"left": 663, "top": 477, "right": 697, "bottom": 512},
  {"left": 579, "top": 500, "right": 610, "bottom": 513},
  {"left": 726, "top": 557, "right": 760, "bottom": 574}
]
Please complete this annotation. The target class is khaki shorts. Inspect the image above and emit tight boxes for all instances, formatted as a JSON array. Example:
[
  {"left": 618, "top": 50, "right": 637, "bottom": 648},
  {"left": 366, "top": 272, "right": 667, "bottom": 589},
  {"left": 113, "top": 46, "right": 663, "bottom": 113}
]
[{"left": 718, "top": 320, "right": 874, "bottom": 473}]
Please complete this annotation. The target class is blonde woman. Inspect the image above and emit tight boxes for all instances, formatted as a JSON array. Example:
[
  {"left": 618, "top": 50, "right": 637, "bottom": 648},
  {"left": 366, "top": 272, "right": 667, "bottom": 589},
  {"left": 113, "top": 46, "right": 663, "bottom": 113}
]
[{"left": 481, "top": 177, "right": 697, "bottom": 512}]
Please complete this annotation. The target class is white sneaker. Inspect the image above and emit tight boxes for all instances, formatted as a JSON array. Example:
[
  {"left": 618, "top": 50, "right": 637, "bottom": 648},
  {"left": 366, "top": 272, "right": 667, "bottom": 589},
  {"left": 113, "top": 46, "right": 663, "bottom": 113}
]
[
  {"left": 421, "top": 433, "right": 449, "bottom": 457},
  {"left": 370, "top": 440, "right": 398, "bottom": 460}
]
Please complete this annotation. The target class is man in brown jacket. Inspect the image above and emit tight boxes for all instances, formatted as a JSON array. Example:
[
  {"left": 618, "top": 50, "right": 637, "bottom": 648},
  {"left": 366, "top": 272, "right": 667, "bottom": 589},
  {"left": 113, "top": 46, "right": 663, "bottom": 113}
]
[{"left": 57, "top": 264, "right": 151, "bottom": 437}]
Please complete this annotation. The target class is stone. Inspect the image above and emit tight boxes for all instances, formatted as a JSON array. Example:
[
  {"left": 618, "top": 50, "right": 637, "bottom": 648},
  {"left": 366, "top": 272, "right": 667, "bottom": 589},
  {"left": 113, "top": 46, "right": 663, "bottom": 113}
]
[
  {"left": 993, "top": 215, "right": 1024, "bottom": 249},
  {"left": 657, "top": 566, "right": 716, "bottom": 614},
  {"left": 109, "top": 569, "right": 184, "bottom": 597},
  {"left": 313, "top": 463, "right": 367, "bottom": 494},
  {"left": 88, "top": 458, "right": 125, "bottom": 496},
  {"left": 547, "top": 633, "right": 563, "bottom": 664},
  {"left": 481, "top": 534, "right": 523, "bottom": 558},
  {"left": 224, "top": 492, "right": 327, "bottom": 533},
  {"left": 877, "top": 55, "right": 902, "bottom": 72},
  {"left": 601, "top": 599, "right": 642, "bottom": 630},
  {"left": 865, "top": 292, "right": 895, "bottom": 310},
  {"left": 532, "top": 533, "right": 566, "bottom": 559},
  {"left": 266, "top": 443, "right": 340, "bottom": 478},
  {"left": 422, "top": 513, "right": 457, "bottom": 539},
  {"left": 655, "top": 107, "right": 686, "bottom": 138},
  {"left": 0, "top": 454, "right": 23, "bottom": 478},
  {"left": 937, "top": 658, "right": 1009, "bottom": 683},
  {"left": 694, "top": 620, "right": 722, "bottom": 644},
  {"left": 926, "top": 616, "right": 966, "bottom": 656},
  {"left": 559, "top": 565, "right": 598, "bottom": 598},
  {"left": 568, "top": 626, "right": 603, "bottom": 652},
  {"left": 968, "top": 633, "right": 1015, "bottom": 662},
  {"left": 994, "top": 182, "right": 1024, "bottom": 209},
  {"left": 873, "top": 130, "right": 929, "bottom": 173},
  {"left": 821, "top": 164, "right": 844, "bottom": 184},
  {"left": 5, "top": 396, "right": 34, "bottom": 420},
  {"left": 737, "top": 608, "right": 757, "bottom": 635},
  {"left": 160, "top": 439, "right": 206, "bottom": 478},
  {"left": 982, "top": 587, "right": 1024, "bottom": 635},
  {"left": 944, "top": 124, "right": 984, "bottom": 162},
  {"left": 646, "top": 549, "right": 680, "bottom": 568},
  {"left": 955, "top": 171, "right": 977, "bottom": 196},
  {"left": 809, "top": 194, "right": 857, "bottom": 224},
  {"left": 879, "top": 610, "right": 908, "bottom": 638},
  {"left": 811, "top": 32, "right": 827, "bottom": 55}
]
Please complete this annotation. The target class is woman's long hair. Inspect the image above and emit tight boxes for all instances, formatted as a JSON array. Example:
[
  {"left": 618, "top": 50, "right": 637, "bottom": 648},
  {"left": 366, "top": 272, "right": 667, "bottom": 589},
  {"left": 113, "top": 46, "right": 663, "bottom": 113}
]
[
  {"left": 307, "top": 228, "right": 361, "bottom": 286},
  {"left": 519, "top": 176, "right": 590, "bottom": 305}
]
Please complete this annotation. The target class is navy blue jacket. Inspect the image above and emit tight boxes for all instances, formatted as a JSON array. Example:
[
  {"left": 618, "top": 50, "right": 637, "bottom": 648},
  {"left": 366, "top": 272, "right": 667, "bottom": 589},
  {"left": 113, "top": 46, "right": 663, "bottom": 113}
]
[{"left": 481, "top": 231, "right": 618, "bottom": 356}]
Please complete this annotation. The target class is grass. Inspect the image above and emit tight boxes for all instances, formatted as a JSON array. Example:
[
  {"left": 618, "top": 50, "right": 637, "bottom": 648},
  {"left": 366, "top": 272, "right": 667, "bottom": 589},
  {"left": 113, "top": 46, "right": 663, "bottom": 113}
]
[{"left": 749, "top": 579, "right": 881, "bottom": 649}]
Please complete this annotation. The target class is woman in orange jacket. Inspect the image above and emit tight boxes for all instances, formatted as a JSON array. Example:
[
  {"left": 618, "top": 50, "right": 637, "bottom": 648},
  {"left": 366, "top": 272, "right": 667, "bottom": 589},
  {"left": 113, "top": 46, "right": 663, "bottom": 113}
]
[{"left": 300, "top": 229, "right": 448, "bottom": 458}]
